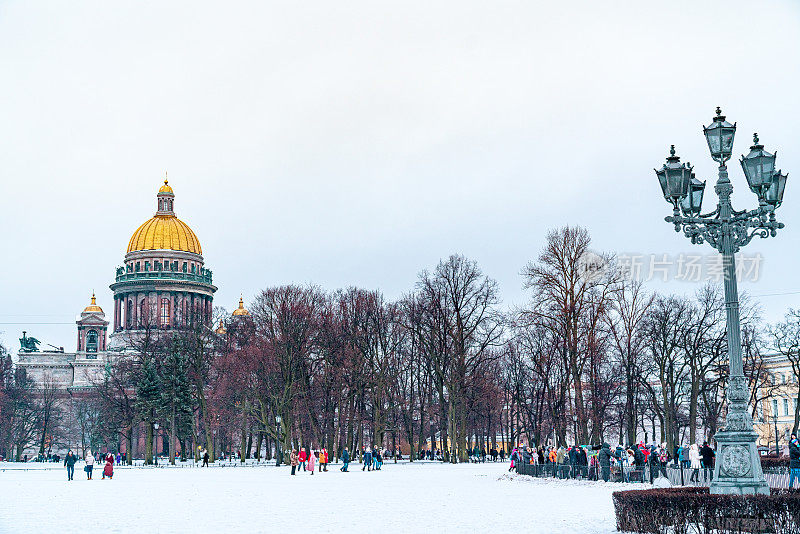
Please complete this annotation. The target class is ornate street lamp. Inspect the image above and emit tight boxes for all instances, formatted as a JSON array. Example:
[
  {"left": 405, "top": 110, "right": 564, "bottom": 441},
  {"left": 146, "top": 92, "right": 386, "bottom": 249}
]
[
  {"left": 655, "top": 108, "right": 788, "bottom": 495},
  {"left": 275, "top": 415, "right": 282, "bottom": 467}
]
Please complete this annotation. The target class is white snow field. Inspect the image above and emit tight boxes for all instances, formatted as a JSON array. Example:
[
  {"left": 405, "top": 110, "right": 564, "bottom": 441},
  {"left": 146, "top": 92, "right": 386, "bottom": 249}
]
[{"left": 0, "top": 461, "right": 641, "bottom": 533}]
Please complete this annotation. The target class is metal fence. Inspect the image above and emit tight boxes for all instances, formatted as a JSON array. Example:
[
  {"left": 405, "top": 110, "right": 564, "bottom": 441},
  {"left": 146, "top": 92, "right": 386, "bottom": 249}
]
[{"left": 515, "top": 462, "right": 797, "bottom": 490}]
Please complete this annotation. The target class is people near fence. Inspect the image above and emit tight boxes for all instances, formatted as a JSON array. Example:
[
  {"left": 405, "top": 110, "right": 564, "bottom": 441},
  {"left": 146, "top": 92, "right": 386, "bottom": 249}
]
[
  {"left": 594, "top": 442, "right": 612, "bottom": 482},
  {"left": 298, "top": 448, "right": 307, "bottom": 471},
  {"left": 508, "top": 447, "right": 517, "bottom": 472},
  {"left": 648, "top": 445, "right": 661, "bottom": 482},
  {"left": 699, "top": 441, "right": 715, "bottom": 481},
  {"left": 688, "top": 443, "right": 701, "bottom": 483},
  {"left": 788, "top": 433, "right": 800, "bottom": 488}
]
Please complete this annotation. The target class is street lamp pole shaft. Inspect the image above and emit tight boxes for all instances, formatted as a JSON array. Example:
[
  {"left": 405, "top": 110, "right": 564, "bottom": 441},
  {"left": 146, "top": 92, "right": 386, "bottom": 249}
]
[{"left": 716, "top": 164, "right": 745, "bottom": 379}]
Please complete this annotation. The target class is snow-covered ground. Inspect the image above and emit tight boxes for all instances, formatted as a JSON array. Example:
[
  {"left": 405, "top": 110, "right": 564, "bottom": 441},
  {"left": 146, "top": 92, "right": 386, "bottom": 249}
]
[{"left": 0, "top": 460, "right": 641, "bottom": 533}]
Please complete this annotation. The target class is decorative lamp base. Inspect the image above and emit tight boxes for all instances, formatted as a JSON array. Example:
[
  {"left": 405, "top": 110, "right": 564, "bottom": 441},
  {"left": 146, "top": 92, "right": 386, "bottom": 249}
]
[{"left": 710, "top": 430, "right": 770, "bottom": 495}]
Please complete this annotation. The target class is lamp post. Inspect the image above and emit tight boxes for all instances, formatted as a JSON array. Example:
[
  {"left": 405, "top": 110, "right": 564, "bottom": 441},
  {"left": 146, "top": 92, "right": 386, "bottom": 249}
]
[
  {"left": 773, "top": 410, "right": 779, "bottom": 456},
  {"left": 275, "top": 415, "right": 282, "bottom": 467},
  {"left": 153, "top": 423, "right": 159, "bottom": 466},
  {"left": 654, "top": 108, "right": 787, "bottom": 495}
]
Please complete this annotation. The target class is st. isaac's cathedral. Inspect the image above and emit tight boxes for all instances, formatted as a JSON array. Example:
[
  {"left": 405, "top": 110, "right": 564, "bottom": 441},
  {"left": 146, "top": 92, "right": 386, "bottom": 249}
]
[{"left": 16, "top": 179, "right": 243, "bottom": 389}]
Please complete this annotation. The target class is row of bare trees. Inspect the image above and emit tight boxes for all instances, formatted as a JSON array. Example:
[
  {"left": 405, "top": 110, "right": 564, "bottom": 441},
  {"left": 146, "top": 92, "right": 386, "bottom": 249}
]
[{"left": 4, "top": 225, "right": 800, "bottom": 462}]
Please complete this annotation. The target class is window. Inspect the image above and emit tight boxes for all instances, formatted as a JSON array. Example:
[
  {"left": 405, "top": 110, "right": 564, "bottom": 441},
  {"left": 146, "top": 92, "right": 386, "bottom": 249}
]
[
  {"left": 135, "top": 262, "right": 140, "bottom": 272},
  {"left": 144, "top": 261, "right": 150, "bottom": 271},
  {"left": 784, "top": 398, "right": 790, "bottom": 416},
  {"left": 160, "top": 298, "right": 170, "bottom": 327},
  {"left": 183, "top": 262, "right": 187, "bottom": 273},
  {"left": 86, "top": 330, "right": 98, "bottom": 355},
  {"left": 773, "top": 399, "right": 779, "bottom": 417},
  {"left": 139, "top": 299, "right": 147, "bottom": 326}
]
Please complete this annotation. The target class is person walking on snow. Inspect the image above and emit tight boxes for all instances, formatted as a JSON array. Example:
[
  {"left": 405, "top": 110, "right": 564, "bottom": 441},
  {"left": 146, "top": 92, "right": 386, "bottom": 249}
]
[
  {"left": 102, "top": 454, "right": 114, "bottom": 479},
  {"left": 298, "top": 448, "right": 307, "bottom": 471},
  {"left": 290, "top": 450, "right": 299, "bottom": 475},
  {"left": 307, "top": 447, "right": 316, "bottom": 474},
  {"left": 340, "top": 447, "right": 350, "bottom": 472},
  {"left": 85, "top": 451, "right": 94, "bottom": 480},
  {"left": 64, "top": 450, "right": 77, "bottom": 481},
  {"left": 320, "top": 447, "right": 328, "bottom": 472},
  {"left": 363, "top": 447, "right": 373, "bottom": 471}
]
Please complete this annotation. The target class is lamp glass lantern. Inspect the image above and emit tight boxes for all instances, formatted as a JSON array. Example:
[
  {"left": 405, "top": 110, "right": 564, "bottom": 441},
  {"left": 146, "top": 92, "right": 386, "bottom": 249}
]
[
  {"left": 765, "top": 170, "right": 788, "bottom": 207},
  {"left": 680, "top": 176, "right": 706, "bottom": 216},
  {"left": 655, "top": 145, "right": 692, "bottom": 204},
  {"left": 740, "top": 133, "right": 777, "bottom": 197},
  {"left": 703, "top": 107, "right": 736, "bottom": 163}
]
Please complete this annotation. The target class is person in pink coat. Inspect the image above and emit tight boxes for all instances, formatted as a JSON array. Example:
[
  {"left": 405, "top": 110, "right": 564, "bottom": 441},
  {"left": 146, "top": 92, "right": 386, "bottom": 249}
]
[{"left": 307, "top": 448, "right": 316, "bottom": 474}]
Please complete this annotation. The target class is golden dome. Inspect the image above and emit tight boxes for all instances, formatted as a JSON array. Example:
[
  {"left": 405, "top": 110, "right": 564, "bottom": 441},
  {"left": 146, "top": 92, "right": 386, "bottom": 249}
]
[
  {"left": 127, "top": 180, "right": 202, "bottom": 255},
  {"left": 159, "top": 178, "right": 174, "bottom": 195},
  {"left": 83, "top": 292, "right": 104, "bottom": 314},
  {"left": 232, "top": 297, "right": 250, "bottom": 316},
  {"left": 127, "top": 215, "right": 202, "bottom": 254},
  {"left": 215, "top": 319, "right": 227, "bottom": 335}
]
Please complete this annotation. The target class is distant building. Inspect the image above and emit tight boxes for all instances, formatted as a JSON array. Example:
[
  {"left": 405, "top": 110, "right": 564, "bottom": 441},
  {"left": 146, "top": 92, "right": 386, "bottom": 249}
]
[
  {"left": 754, "top": 353, "right": 799, "bottom": 452},
  {"left": 16, "top": 179, "right": 217, "bottom": 389}
]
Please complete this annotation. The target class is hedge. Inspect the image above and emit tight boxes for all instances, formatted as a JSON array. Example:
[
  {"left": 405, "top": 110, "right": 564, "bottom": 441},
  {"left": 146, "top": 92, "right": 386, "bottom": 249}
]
[
  {"left": 762, "top": 455, "right": 790, "bottom": 469},
  {"left": 612, "top": 487, "right": 800, "bottom": 534}
]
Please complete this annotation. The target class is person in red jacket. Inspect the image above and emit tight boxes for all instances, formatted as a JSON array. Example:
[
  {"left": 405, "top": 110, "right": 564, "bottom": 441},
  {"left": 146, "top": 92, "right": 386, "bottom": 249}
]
[
  {"left": 298, "top": 448, "right": 307, "bottom": 471},
  {"left": 103, "top": 455, "right": 114, "bottom": 479}
]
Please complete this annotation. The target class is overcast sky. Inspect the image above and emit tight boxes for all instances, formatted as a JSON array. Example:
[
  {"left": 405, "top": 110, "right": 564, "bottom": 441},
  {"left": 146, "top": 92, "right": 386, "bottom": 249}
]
[{"left": 1, "top": 0, "right": 799, "bottom": 352}]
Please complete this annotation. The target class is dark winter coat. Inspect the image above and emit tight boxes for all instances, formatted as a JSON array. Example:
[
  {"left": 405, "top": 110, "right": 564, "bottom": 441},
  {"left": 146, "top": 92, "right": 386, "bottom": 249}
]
[
  {"left": 699, "top": 445, "right": 715, "bottom": 467},
  {"left": 64, "top": 454, "right": 77, "bottom": 468},
  {"left": 789, "top": 438, "right": 800, "bottom": 468},
  {"left": 341, "top": 449, "right": 350, "bottom": 463},
  {"left": 633, "top": 447, "right": 645, "bottom": 466},
  {"left": 579, "top": 448, "right": 588, "bottom": 466},
  {"left": 596, "top": 443, "right": 612, "bottom": 467},
  {"left": 568, "top": 448, "right": 578, "bottom": 465}
]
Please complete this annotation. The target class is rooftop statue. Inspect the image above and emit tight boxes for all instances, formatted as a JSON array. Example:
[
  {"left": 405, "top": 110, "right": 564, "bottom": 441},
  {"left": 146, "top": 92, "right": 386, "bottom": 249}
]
[{"left": 19, "top": 331, "right": 41, "bottom": 353}]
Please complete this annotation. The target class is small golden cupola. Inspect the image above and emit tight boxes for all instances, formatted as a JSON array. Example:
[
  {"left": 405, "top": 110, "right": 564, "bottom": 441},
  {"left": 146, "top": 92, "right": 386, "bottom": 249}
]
[
  {"left": 215, "top": 319, "right": 227, "bottom": 335},
  {"left": 82, "top": 292, "right": 104, "bottom": 315},
  {"left": 232, "top": 296, "right": 250, "bottom": 317}
]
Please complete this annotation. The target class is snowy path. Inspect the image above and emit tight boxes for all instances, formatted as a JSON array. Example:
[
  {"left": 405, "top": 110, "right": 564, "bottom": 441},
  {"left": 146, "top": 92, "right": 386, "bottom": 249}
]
[{"left": 0, "top": 461, "right": 637, "bottom": 533}]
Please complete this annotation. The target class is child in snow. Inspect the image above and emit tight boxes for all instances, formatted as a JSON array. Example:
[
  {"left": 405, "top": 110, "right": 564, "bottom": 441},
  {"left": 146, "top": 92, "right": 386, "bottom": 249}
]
[
  {"left": 103, "top": 455, "right": 114, "bottom": 479},
  {"left": 307, "top": 448, "right": 316, "bottom": 474}
]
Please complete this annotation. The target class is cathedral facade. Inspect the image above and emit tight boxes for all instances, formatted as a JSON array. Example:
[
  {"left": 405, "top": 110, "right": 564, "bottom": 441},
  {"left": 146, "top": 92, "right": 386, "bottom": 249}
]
[{"left": 17, "top": 180, "right": 217, "bottom": 389}]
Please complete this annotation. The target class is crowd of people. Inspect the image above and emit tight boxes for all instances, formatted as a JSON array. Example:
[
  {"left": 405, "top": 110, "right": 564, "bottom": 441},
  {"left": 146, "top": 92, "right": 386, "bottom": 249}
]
[
  {"left": 287, "top": 445, "right": 397, "bottom": 475},
  {"left": 49, "top": 431, "right": 800, "bottom": 488},
  {"left": 506, "top": 440, "right": 718, "bottom": 483}
]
